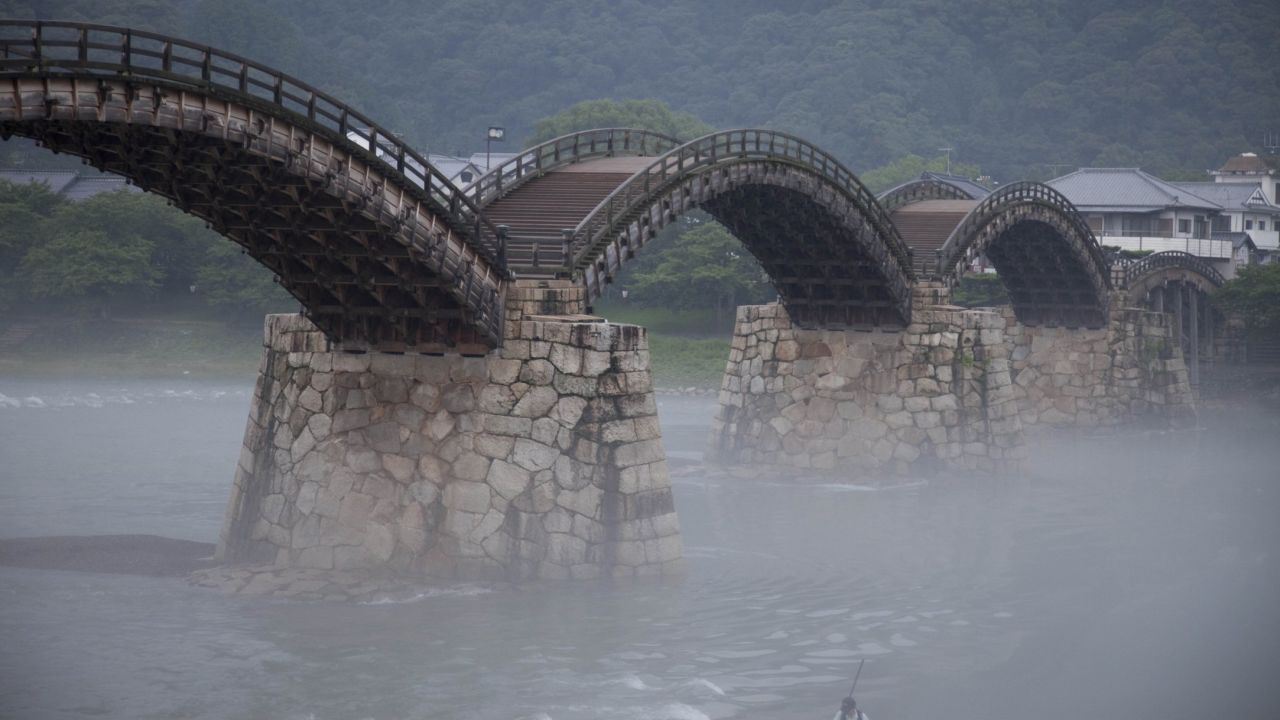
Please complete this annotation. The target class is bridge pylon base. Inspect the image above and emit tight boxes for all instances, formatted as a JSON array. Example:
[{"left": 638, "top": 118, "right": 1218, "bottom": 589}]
[
  {"left": 216, "top": 284, "right": 682, "bottom": 581},
  {"left": 708, "top": 300, "right": 1197, "bottom": 477}
]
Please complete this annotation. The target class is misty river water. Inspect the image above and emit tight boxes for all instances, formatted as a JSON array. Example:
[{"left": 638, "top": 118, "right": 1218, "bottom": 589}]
[{"left": 2, "top": 378, "right": 1279, "bottom": 720}]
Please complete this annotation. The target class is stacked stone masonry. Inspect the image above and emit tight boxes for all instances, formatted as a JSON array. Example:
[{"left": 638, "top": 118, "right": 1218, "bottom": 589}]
[
  {"left": 1002, "top": 300, "right": 1195, "bottom": 430},
  {"left": 709, "top": 302, "right": 1025, "bottom": 475},
  {"left": 217, "top": 282, "right": 683, "bottom": 581},
  {"left": 709, "top": 292, "right": 1194, "bottom": 476}
]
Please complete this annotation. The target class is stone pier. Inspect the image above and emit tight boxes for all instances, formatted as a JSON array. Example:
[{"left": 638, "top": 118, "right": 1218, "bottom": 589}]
[
  {"left": 1002, "top": 304, "right": 1196, "bottom": 431},
  {"left": 709, "top": 298, "right": 1024, "bottom": 475},
  {"left": 709, "top": 289, "right": 1195, "bottom": 476},
  {"left": 215, "top": 282, "right": 683, "bottom": 581}
]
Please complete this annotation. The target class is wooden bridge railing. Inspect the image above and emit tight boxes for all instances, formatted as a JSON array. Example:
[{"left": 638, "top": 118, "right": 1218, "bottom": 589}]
[
  {"left": 876, "top": 176, "right": 982, "bottom": 214},
  {"left": 1115, "top": 250, "right": 1226, "bottom": 289},
  {"left": 565, "top": 128, "right": 914, "bottom": 278},
  {"left": 934, "top": 181, "right": 1108, "bottom": 283},
  {"left": 468, "top": 128, "right": 680, "bottom": 208},
  {"left": 0, "top": 19, "right": 508, "bottom": 271}
]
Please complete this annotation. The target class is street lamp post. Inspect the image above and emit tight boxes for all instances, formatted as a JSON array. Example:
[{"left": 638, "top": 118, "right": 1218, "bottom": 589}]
[{"left": 486, "top": 126, "right": 505, "bottom": 170}]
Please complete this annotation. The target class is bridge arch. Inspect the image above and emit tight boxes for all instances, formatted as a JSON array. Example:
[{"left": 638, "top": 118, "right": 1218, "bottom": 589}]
[
  {"left": 877, "top": 173, "right": 987, "bottom": 214},
  {"left": 0, "top": 20, "right": 507, "bottom": 351},
  {"left": 935, "top": 182, "right": 1111, "bottom": 328},
  {"left": 1114, "top": 251, "right": 1227, "bottom": 384},
  {"left": 1117, "top": 250, "right": 1225, "bottom": 306},
  {"left": 559, "top": 130, "right": 916, "bottom": 328}
]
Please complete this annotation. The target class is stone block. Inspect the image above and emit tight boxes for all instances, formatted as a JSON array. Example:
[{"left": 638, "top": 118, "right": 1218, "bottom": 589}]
[
  {"left": 484, "top": 459, "right": 531, "bottom": 500},
  {"left": 452, "top": 453, "right": 492, "bottom": 481},
  {"left": 441, "top": 384, "right": 476, "bottom": 413},
  {"left": 332, "top": 408, "right": 370, "bottom": 433},
  {"left": 478, "top": 385, "right": 518, "bottom": 414},
  {"left": 512, "top": 386, "right": 559, "bottom": 417},
  {"left": 444, "top": 483, "right": 491, "bottom": 514},
  {"left": 511, "top": 439, "right": 559, "bottom": 472}
]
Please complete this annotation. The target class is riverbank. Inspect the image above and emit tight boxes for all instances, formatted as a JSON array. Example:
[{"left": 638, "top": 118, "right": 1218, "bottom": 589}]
[
  {"left": 0, "top": 316, "right": 263, "bottom": 380},
  {"left": 0, "top": 308, "right": 733, "bottom": 389}
]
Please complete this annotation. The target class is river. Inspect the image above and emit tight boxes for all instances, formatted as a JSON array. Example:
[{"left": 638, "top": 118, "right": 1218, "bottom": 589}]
[{"left": 1, "top": 378, "right": 1278, "bottom": 719}]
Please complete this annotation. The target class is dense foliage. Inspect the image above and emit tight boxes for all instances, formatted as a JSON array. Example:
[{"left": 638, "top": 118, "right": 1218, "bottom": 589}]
[
  {"left": 527, "top": 99, "right": 713, "bottom": 146},
  {"left": 617, "top": 219, "right": 776, "bottom": 326},
  {"left": 0, "top": 181, "right": 294, "bottom": 319},
  {"left": 1213, "top": 264, "right": 1280, "bottom": 330},
  {"left": 951, "top": 274, "right": 1011, "bottom": 308},
  {"left": 3, "top": 0, "right": 1277, "bottom": 180}
]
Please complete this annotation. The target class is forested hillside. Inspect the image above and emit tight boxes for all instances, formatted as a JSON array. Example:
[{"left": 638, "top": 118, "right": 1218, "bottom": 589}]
[{"left": 4, "top": 0, "right": 1278, "bottom": 180}]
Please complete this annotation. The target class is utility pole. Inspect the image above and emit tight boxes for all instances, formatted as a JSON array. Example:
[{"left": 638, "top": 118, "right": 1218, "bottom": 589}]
[
  {"left": 486, "top": 126, "right": 505, "bottom": 170},
  {"left": 1044, "top": 162, "right": 1074, "bottom": 179},
  {"left": 938, "top": 147, "right": 953, "bottom": 175}
]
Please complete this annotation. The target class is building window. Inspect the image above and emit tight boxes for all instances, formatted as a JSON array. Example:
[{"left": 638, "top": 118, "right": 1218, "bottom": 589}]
[
  {"left": 1212, "top": 215, "right": 1231, "bottom": 232},
  {"left": 1246, "top": 219, "right": 1254, "bottom": 230},
  {"left": 460, "top": 171, "right": 474, "bottom": 183},
  {"left": 1260, "top": 221, "right": 1268, "bottom": 231},
  {"left": 1178, "top": 219, "right": 1191, "bottom": 234}
]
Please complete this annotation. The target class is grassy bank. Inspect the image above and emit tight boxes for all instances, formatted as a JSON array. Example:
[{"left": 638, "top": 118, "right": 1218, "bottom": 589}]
[
  {"left": 592, "top": 302, "right": 732, "bottom": 389},
  {"left": 0, "top": 316, "right": 263, "bottom": 380},
  {"left": 0, "top": 307, "right": 734, "bottom": 388}
]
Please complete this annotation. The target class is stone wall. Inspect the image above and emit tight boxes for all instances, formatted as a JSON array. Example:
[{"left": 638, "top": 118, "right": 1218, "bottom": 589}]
[
  {"left": 216, "top": 284, "right": 682, "bottom": 581},
  {"left": 709, "top": 296, "right": 1196, "bottom": 476},
  {"left": 1003, "top": 302, "right": 1196, "bottom": 430},
  {"left": 708, "top": 303, "right": 1025, "bottom": 475}
]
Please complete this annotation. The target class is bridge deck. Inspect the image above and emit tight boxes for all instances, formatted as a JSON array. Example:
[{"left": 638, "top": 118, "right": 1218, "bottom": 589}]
[
  {"left": 889, "top": 199, "right": 978, "bottom": 274},
  {"left": 484, "top": 157, "right": 655, "bottom": 276}
]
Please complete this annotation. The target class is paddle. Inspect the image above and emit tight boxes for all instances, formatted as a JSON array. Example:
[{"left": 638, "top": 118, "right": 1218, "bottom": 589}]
[{"left": 847, "top": 658, "right": 865, "bottom": 699}]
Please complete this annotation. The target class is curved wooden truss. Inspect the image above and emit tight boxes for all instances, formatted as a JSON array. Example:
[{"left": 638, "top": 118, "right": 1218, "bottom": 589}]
[
  {"left": 566, "top": 130, "right": 916, "bottom": 328},
  {"left": 936, "top": 182, "right": 1111, "bottom": 328},
  {"left": 1113, "top": 250, "right": 1225, "bottom": 304},
  {"left": 0, "top": 20, "right": 506, "bottom": 350},
  {"left": 877, "top": 176, "right": 982, "bottom": 214},
  {"left": 469, "top": 128, "right": 679, "bottom": 208}
]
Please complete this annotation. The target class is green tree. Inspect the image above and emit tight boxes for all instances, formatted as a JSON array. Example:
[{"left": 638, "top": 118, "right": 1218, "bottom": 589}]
[
  {"left": 195, "top": 241, "right": 296, "bottom": 320},
  {"left": 626, "top": 221, "right": 773, "bottom": 326},
  {"left": 20, "top": 228, "right": 162, "bottom": 315},
  {"left": 527, "top": 99, "right": 713, "bottom": 146},
  {"left": 952, "top": 273, "right": 1010, "bottom": 308},
  {"left": 0, "top": 180, "right": 67, "bottom": 311},
  {"left": 1213, "top": 264, "right": 1280, "bottom": 330},
  {"left": 859, "top": 153, "right": 984, "bottom": 195},
  {"left": 47, "top": 191, "right": 211, "bottom": 298}
]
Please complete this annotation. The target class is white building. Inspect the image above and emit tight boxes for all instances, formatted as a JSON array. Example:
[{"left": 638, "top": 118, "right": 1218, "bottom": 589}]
[
  {"left": 1046, "top": 167, "right": 1232, "bottom": 271},
  {"left": 1210, "top": 151, "right": 1280, "bottom": 205},
  {"left": 1171, "top": 180, "right": 1280, "bottom": 252}
]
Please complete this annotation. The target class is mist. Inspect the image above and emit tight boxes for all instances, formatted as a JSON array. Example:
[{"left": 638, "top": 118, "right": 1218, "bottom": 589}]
[{"left": 2, "top": 379, "right": 1278, "bottom": 718}]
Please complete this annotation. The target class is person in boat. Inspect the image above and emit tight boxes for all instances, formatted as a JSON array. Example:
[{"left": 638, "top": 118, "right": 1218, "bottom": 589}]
[{"left": 835, "top": 695, "right": 869, "bottom": 720}]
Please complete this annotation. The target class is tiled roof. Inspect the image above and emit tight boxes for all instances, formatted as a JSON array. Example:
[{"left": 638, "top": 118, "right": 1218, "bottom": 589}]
[
  {"left": 0, "top": 169, "right": 139, "bottom": 200},
  {"left": 1215, "top": 152, "right": 1280, "bottom": 174},
  {"left": 0, "top": 169, "right": 80, "bottom": 193},
  {"left": 1213, "top": 231, "right": 1257, "bottom": 250},
  {"left": 1045, "top": 168, "right": 1221, "bottom": 212},
  {"left": 1173, "top": 182, "right": 1280, "bottom": 216}
]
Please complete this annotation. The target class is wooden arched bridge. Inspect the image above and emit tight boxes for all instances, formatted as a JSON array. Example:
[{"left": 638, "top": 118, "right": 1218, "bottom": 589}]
[{"left": 1, "top": 21, "right": 1220, "bottom": 352}]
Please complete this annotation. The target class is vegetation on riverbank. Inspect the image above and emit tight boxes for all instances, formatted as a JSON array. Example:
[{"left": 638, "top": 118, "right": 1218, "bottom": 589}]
[
  {"left": 0, "top": 316, "right": 262, "bottom": 380},
  {"left": 0, "top": 310, "right": 733, "bottom": 388}
]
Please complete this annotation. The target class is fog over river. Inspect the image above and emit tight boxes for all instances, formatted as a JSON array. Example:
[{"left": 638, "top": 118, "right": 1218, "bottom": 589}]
[{"left": 2, "top": 378, "right": 1278, "bottom": 720}]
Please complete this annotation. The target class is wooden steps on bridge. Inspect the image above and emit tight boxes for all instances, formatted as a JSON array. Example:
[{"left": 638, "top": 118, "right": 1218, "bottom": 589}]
[
  {"left": 889, "top": 199, "right": 977, "bottom": 274},
  {"left": 0, "top": 322, "right": 38, "bottom": 353},
  {"left": 482, "top": 157, "right": 656, "bottom": 275}
]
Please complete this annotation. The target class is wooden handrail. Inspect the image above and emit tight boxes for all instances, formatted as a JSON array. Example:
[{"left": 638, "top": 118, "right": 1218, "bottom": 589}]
[
  {"left": 565, "top": 128, "right": 914, "bottom": 277},
  {"left": 934, "top": 181, "right": 1107, "bottom": 283},
  {"left": 0, "top": 19, "right": 507, "bottom": 270},
  {"left": 1119, "top": 250, "right": 1226, "bottom": 289},
  {"left": 467, "top": 127, "right": 680, "bottom": 208}
]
